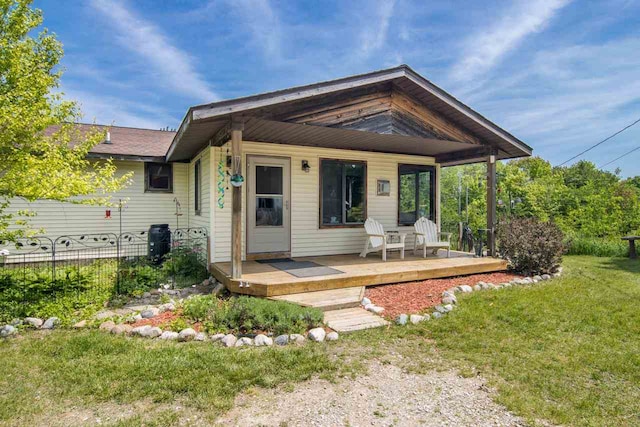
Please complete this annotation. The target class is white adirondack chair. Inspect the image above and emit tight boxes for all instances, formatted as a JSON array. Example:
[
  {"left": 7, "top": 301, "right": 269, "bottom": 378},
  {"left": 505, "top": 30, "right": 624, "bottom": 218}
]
[
  {"left": 360, "top": 218, "right": 406, "bottom": 261},
  {"left": 413, "top": 217, "right": 451, "bottom": 258}
]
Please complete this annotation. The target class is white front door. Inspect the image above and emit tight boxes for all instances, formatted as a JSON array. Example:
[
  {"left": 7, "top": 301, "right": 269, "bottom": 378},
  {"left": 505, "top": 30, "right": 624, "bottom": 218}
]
[{"left": 247, "top": 156, "right": 291, "bottom": 254}]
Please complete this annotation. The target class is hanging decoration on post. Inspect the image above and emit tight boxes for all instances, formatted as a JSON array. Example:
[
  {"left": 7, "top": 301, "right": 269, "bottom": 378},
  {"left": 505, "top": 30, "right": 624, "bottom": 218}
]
[
  {"left": 230, "top": 150, "right": 244, "bottom": 187},
  {"left": 217, "top": 155, "right": 226, "bottom": 209}
]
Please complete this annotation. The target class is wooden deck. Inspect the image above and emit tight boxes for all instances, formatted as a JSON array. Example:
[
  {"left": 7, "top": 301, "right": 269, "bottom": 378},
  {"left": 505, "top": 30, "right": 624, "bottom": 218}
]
[{"left": 211, "top": 251, "right": 507, "bottom": 297}]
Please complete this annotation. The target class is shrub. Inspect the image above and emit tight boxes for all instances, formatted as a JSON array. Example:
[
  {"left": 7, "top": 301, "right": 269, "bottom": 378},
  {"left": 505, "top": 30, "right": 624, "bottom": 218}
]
[
  {"left": 497, "top": 217, "right": 564, "bottom": 275},
  {"left": 182, "top": 295, "right": 324, "bottom": 336},
  {"left": 0, "top": 260, "right": 116, "bottom": 324},
  {"left": 116, "top": 262, "right": 163, "bottom": 295},
  {"left": 161, "top": 244, "right": 209, "bottom": 288}
]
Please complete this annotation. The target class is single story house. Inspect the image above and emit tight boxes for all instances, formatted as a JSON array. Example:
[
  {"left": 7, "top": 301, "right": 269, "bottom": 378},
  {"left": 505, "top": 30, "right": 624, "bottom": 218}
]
[{"left": 9, "top": 65, "right": 531, "bottom": 297}]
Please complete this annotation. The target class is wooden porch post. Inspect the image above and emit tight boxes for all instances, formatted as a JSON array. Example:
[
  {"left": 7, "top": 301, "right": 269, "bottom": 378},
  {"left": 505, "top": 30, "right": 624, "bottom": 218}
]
[
  {"left": 486, "top": 151, "right": 497, "bottom": 257},
  {"left": 231, "top": 119, "right": 244, "bottom": 279}
]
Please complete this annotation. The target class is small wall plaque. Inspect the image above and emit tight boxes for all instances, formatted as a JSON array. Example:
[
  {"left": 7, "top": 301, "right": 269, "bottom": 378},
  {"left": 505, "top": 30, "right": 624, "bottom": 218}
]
[{"left": 377, "top": 179, "right": 390, "bottom": 196}]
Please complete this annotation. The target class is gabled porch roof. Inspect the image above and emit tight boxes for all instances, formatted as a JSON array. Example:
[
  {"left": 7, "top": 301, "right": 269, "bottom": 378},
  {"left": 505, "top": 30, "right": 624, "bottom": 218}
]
[{"left": 167, "top": 64, "right": 532, "bottom": 165}]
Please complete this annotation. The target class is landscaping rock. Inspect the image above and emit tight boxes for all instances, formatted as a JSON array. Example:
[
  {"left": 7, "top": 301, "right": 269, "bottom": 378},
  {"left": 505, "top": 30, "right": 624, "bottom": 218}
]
[
  {"left": 194, "top": 332, "right": 207, "bottom": 341},
  {"left": 326, "top": 331, "right": 339, "bottom": 341},
  {"left": 396, "top": 314, "right": 408, "bottom": 325},
  {"left": 1, "top": 325, "right": 17, "bottom": 338},
  {"left": 274, "top": 334, "right": 289, "bottom": 346},
  {"left": 553, "top": 272, "right": 561, "bottom": 278},
  {"left": 159, "top": 331, "right": 179, "bottom": 340},
  {"left": 289, "top": 334, "right": 306, "bottom": 345},
  {"left": 308, "top": 328, "right": 326, "bottom": 342},
  {"left": 446, "top": 287, "right": 458, "bottom": 294},
  {"left": 140, "top": 308, "right": 159, "bottom": 319},
  {"left": 41, "top": 317, "right": 60, "bottom": 330},
  {"left": 409, "top": 314, "right": 425, "bottom": 324},
  {"left": 210, "top": 333, "right": 225, "bottom": 342},
  {"left": 235, "top": 337, "right": 254, "bottom": 347},
  {"left": 361, "top": 297, "right": 372, "bottom": 306},
  {"left": 442, "top": 290, "right": 456, "bottom": 299},
  {"left": 132, "top": 325, "right": 162, "bottom": 338},
  {"left": 365, "top": 304, "right": 385, "bottom": 314},
  {"left": 442, "top": 296, "right": 456, "bottom": 305},
  {"left": 432, "top": 311, "right": 443, "bottom": 319},
  {"left": 458, "top": 285, "right": 473, "bottom": 293},
  {"left": 422, "top": 313, "right": 431, "bottom": 321},
  {"left": 95, "top": 310, "right": 117, "bottom": 320},
  {"left": 10, "top": 318, "right": 22, "bottom": 326},
  {"left": 443, "top": 304, "right": 454, "bottom": 312},
  {"left": 73, "top": 320, "right": 87, "bottom": 329},
  {"left": 254, "top": 334, "right": 273, "bottom": 346},
  {"left": 146, "top": 327, "right": 162, "bottom": 338},
  {"left": 541, "top": 274, "right": 551, "bottom": 280},
  {"left": 212, "top": 281, "right": 225, "bottom": 296},
  {"left": 111, "top": 324, "right": 132, "bottom": 335},
  {"left": 533, "top": 275, "right": 542, "bottom": 282},
  {"left": 158, "top": 303, "right": 175, "bottom": 313},
  {"left": 473, "top": 284, "right": 482, "bottom": 292},
  {"left": 221, "top": 334, "right": 237, "bottom": 347},
  {"left": 99, "top": 321, "right": 116, "bottom": 332},
  {"left": 24, "top": 317, "right": 43, "bottom": 328},
  {"left": 500, "top": 282, "right": 511, "bottom": 288},
  {"left": 178, "top": 328, "right": 197, "bottom": 342},
  {"left": 434, "top": 305, "right": 447, "bottom": 314}
]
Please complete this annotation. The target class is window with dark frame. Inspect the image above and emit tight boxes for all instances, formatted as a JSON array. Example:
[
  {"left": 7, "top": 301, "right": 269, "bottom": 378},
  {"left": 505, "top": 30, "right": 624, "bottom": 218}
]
[
  {"left": 320, "top": 159, "right": 366, "bottom": 227},
  {"left": 398, "top": 164, "right": 435, "bottom": 225},
  {"left": 144, "top": 162, "right": 173, "bottom": 193},
  {"left": 194, "top": 159, "right": 201, "bottom": 216}
]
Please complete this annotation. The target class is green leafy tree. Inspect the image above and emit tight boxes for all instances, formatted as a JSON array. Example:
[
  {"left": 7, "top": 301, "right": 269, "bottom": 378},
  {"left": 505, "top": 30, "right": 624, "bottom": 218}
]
[{"left": 0, "top": 0, "right": 131, "bottom": 240}]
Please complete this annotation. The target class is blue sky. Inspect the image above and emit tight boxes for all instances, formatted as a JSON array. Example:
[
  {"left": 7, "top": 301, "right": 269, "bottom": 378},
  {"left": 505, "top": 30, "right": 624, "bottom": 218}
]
[{"left": 34, "top": 0, "right": 640, "bottom": 176}]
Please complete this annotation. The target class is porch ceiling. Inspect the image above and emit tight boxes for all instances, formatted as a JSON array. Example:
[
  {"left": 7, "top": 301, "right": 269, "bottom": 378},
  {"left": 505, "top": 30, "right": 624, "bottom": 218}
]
[{"left": 169, "top": 117, "right": 490, "bottom": 164}]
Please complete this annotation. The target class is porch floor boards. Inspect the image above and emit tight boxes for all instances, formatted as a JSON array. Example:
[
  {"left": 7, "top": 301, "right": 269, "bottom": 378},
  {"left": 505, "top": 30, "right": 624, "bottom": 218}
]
[{"left": 211, "top": 250, "right": 507, "bottom": 297}]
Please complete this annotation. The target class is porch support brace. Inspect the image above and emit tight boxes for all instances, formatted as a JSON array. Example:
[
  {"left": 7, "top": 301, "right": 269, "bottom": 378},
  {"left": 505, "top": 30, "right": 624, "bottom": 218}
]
[
  {"left": 486, "top": 150, "right": 497, "bottom": 257},
  {"left": 231, "top": 118, "right": 244, "bottom": 279}
]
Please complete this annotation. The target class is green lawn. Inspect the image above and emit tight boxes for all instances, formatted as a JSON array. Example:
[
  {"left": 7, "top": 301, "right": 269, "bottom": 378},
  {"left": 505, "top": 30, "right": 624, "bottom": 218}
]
[{"left": 1, "top": 255, "right": 639, "bottom": 426}]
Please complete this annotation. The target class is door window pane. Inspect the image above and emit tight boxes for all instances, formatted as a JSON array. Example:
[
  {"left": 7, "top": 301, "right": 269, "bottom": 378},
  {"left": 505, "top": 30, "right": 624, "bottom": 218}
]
[
  {"left": 256, "top": 166, "right": 283, "bottom": 195},
  {"left": 321, "top": 161, "right": 343, "bottom": 225},
  {"left": 398, "top": 165, "right": 435, "bottom": 225},
  {"left": 256, "top": 197, "right": 283, "bottom": 226},
  {"left": 345, "top": 163, "right": 365, "bottom": 223},
  {"left": 399, "top": 172, "right": 417, "bottom": 224}
]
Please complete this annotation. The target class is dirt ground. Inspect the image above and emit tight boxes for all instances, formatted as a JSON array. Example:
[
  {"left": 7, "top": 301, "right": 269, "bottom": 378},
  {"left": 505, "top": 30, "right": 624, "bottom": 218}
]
[{"left": 217, "top": 361, "right": 526, "bottom": 427}]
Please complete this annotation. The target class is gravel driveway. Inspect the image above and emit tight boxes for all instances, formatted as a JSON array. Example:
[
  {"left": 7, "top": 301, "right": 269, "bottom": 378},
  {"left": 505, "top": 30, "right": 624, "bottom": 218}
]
[{"left": 217, "top": 361, "right": 527, "bottom": 426}]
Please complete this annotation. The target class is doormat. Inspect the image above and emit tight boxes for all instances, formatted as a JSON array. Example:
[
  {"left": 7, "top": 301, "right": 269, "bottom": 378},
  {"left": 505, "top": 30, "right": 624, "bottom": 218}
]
[{"left": 256, "top": 259, "right": 344, "bottom": 278}]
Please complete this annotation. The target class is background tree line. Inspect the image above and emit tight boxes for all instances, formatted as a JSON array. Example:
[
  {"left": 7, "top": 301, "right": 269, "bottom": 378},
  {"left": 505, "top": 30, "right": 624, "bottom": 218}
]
[{"left": 441, "top": 158, "right": 640, "bottom": 256}]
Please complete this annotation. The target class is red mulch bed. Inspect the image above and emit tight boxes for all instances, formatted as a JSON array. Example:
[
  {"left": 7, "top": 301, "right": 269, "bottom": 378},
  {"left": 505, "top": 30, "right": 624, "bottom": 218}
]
[
  {"left": 365, "top": 272, "right": 521, "bottom": 319},
  {"left": 130, "top": 310, "right": 202, "bottom": 332}
]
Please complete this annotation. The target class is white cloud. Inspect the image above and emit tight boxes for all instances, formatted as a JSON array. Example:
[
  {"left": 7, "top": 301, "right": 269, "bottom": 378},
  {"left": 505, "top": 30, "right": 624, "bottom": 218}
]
[
  {"left": 358, "top": 0, "right": 397, "bottom": 58},
  {"left": 91, "top": 0, "right": 217, "bottom": 102},
  {"left": 64, "top": 88, "right": 174, "bottom": 130},
  {"left": 451, "top": 0, "right": 570, "bottom": 81},
  {"left": 230, "top": 0, "right": 283, "bottom": 60}
]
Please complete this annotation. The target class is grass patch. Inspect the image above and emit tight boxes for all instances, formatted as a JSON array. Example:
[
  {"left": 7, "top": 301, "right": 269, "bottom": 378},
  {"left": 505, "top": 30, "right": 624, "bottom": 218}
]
[
  {"left": 565, "top": 235, "right": 629, "bottom": 257},
  {"left": 422, "top": 256, "right": 640, "bottom": 426},
  {"left": 0, "top": 330, "right": 343, "bottom": 426}
]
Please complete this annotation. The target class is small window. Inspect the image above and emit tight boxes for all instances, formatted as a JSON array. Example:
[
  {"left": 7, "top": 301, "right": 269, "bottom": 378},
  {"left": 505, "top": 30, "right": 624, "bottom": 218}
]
[
  {"left": 144, "top": 163, "right": 173, "bottom": 193},
  {"left": 194, "top": 159, "right": 201, "bottom": 215},
  {"left": 398, "top": 164, "right": 435, "bottom": 225},
  {"left": 320, "top": 159, "right": 366, "bottom": 227}
]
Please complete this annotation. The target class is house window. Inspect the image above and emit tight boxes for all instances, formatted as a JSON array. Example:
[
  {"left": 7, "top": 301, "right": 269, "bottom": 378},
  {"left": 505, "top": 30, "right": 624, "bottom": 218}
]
[
  {"left": 320, "top": 159, "right": 366, "bottom": 227},
  {"left": 144, "top": 163, "right": 173, "bottom": 193},
  {"left": 398, "top": 164, "right": 435, "bottom": 225},
  {"left": 194, "top": 159, "right": 201, "bottom": 215}
]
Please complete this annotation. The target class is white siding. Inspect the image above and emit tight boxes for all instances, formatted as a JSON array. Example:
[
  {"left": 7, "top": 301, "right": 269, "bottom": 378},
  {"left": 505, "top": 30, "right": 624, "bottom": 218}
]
[
  {"left": 212, "top": 141, "right": 441, "bottom": 262},
  {"left": 186, "top": 147, "right": 210, "bottom": 231},
  {"left": 6, "top": 160, "right": 189, "bottom": 237}
]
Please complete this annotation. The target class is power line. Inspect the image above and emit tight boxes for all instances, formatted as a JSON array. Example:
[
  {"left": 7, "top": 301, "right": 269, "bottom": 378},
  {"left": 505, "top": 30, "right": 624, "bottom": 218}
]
[
  {"left": 558, "top": 116, "right": 640, "bottom": 166},
  {"left": 599, "top": 144, "right": 640, "bottom": 169}
]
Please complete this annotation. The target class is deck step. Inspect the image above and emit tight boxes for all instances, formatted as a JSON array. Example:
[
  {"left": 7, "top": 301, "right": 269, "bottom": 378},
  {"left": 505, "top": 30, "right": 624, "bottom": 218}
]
[
  {"left": 269, "top": 287, "right": 364, "bottom": 311},
  {"left": 324, "top": 307, "right": 390, "bottom": 332}
]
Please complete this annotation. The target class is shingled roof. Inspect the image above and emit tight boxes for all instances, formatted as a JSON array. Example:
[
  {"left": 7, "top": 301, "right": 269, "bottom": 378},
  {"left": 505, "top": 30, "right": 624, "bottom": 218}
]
[{"left": 48, "top": 124, "right": 176, "bottom": 161}]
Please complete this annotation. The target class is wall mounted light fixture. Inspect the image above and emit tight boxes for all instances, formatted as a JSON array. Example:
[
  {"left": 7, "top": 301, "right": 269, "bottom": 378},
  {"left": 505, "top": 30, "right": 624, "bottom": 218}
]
[{"left": 301, "top": 160, "right": 310, "bottom": 172}]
